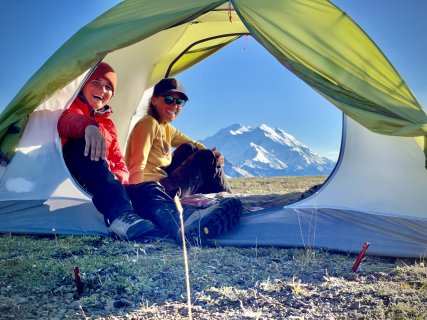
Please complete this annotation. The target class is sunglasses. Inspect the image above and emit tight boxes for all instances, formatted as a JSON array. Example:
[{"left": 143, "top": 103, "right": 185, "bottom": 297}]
[{"left": 163, "top": 95, "right": 186, "bottom": 107}]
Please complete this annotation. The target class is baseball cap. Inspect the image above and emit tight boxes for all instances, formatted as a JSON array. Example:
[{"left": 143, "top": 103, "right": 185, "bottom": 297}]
[{"left": 153, "top": 78, "right": 188, "bottom": 101}]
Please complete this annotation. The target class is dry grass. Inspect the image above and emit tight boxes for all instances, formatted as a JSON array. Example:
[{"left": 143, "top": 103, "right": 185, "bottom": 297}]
[
  {"left": 229, "top": 175, "right": 327, "bottom": 195},
  {"left": 0, "top": 176, "right": 426, "bottom": 320}
]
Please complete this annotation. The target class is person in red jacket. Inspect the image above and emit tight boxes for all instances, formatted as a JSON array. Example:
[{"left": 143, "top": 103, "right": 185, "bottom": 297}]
[
  {"left": 58, "top": 62, "right": 243, "bottom": 242},
  {"left": 58, "top": 62, "right": 160, "bottom": 240}
]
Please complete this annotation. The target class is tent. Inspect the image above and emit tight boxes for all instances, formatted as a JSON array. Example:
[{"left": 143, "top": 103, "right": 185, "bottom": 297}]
[{"left": 0, "top": 0, "right": 426, "bottom": 258}]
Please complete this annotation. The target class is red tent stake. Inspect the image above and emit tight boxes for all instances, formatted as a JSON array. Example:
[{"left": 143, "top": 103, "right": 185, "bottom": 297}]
[
  {"left": 352, "top": 242, "right": 370, "bottom": 272},
  {"left": 73, "top": 266, "right": 84, "bottom": 295}
]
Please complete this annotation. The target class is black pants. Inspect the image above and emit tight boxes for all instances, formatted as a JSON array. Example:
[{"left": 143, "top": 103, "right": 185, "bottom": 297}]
[
  {"left": 160, "top": 143, "right": 231, "bottom": 198},
  {"left": 63, "top": 139, "right": 178, "bottom": 227}
]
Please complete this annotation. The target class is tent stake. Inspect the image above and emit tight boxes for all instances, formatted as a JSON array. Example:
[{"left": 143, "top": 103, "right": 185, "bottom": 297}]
[{"left": 352, "top": 242, "right": 370, "bottom": 272}]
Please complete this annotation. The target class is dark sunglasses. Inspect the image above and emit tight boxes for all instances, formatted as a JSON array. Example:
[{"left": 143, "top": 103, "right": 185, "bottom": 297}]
[{"left": 163, "top": 95, "right": 186, "bottom": 107}]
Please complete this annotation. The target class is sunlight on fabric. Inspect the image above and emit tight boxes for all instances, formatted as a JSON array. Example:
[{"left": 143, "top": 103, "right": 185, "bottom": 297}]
[
  {"left": 50, "top": 179, "right": 92, "bottom": 200},
  {"left": 17, "top": 145, "right": 42, "bottom": 154},
  {"left": 5, "top": 177, "right": 35, "bottom": 193}
]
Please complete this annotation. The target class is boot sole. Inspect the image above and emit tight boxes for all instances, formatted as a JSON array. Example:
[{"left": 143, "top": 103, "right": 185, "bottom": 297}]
[{"left": 186, "top": 198, "right": 243, "bottom": 243}]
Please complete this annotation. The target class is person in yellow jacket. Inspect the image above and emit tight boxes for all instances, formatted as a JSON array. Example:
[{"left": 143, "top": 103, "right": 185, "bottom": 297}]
[{"left": 126, "top": 78, "right": 231, "bottom": 198}]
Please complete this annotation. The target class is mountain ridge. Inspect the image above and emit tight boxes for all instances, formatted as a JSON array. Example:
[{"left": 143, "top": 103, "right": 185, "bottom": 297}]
[{"left": 199, "top": 123, "right": 336, "bottom": 177}]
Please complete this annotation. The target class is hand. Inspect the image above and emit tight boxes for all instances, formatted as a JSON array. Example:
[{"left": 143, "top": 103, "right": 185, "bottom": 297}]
[
  {"left": 211, "top": 147, "right": 224, "bottom": 168},
  {"left": 84, "top": 125, "right": 106, "bottom": 161}
]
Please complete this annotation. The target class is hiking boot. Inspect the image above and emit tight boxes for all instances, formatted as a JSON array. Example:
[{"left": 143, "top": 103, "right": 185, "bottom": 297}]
[
  {"left": 177, "top": 198, "right": 243, "bottom": 245},
  {"left": 109, "top": 211, "right": 158, "bottom": 241}
]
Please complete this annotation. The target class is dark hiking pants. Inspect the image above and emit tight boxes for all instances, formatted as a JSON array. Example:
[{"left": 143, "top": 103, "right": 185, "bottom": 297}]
[
  {"left": 63, "top": 138, "right": 179, "bottom": 228},
  {"left": 160, "top": 142, "right": 231, "bottom": 198}
]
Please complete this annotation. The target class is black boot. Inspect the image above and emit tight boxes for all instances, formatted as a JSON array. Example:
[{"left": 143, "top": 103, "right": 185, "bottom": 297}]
[
  {"left": 177, "top": 198, "right": 243, "bottom": 245},
  {"left": 125, "top": 181, "right": 182, "bottom": 238},
  {"left": 109, "top": 211, "right": 164, "bottom": 241},
  {"left": 149, "top": 201, "right": 182, "bottom": 237}
]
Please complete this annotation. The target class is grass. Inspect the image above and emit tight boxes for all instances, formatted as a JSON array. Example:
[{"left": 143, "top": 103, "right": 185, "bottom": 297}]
[
  {"left": 0, "top": 176, "right": 426, "bottom": 319},
  {"left": 228, "top": 175, "right": 327, "bottom": 195}
]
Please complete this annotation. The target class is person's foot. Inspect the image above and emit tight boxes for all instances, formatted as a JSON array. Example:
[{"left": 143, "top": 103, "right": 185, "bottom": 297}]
[
  {"left": 109, "top": 211, "right": 158, "bottom": 240},
  {"left": 177, "top": 198, "right": 243, "bottom": 245}
]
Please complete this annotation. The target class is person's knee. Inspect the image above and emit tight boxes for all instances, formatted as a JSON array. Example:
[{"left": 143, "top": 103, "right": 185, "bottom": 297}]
[
  {"left": 140, "top": 181, "right": 167, "bottom": 194},
  {"left": 63, "top": 138, "right": 112, "bottom": 187},
  {"left": 179, "top": 142, "right": 198, "bottom": 154},
  {"left": 173, "top": 143, "right": 198, "bottom": 160},
  {"left": 128, "top": 181, "right": 170, "bottom": 200},
  {"left": 63, "top": 138, "right": 86, "bottom": 152},
  {"left": 63, "top": 138, "right": 87, "bottom": 161},
  {"left": 63, "top": 138, "right": 83, "bottom": 167},
  {"left": 193, "top": 149, "right": 216, "bottom": 169}
]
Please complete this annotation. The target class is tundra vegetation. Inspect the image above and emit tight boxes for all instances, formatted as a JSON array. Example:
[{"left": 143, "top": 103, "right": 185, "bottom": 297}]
[{"left": 0, "top": 176, "right": 425, "bottom": 319}]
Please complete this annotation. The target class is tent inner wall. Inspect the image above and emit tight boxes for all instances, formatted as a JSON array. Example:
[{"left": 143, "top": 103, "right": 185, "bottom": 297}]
[
  {"left": 291, "top": 117, "right": 427, "bottom": 218},
  {"left": 0, "top": 75, "right": 91, "bottom": 201},
  {"left": 104, "top": 25, "right": 190, "bottom": 150}
]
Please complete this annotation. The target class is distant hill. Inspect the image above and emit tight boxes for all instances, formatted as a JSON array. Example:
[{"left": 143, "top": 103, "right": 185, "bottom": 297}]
[{"left": 200, "top": 124, "right": 336, "bottom": 177}]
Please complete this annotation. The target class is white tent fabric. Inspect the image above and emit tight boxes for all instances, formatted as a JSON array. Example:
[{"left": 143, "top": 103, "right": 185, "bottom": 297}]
[
  {"left": 0, "top": 1, "right": 426, "bottom": 258},
  {"left": 296, "top": 117, "right": 427, "bottom": 218}
]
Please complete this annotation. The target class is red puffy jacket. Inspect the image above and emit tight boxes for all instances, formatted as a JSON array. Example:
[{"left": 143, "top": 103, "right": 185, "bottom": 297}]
[{"left": 57, "top": 97, "right": 129, "bottom": 184}]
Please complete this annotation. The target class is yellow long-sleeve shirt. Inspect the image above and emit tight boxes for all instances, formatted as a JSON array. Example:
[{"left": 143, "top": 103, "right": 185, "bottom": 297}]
[{"left": 125, "top": 115, "right": 206, "bottom": 184}]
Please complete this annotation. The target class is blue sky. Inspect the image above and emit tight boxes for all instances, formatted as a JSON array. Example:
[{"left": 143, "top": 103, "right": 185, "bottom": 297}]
[{"left": 1, "top": 1, "right": 426, "bottom": 161}]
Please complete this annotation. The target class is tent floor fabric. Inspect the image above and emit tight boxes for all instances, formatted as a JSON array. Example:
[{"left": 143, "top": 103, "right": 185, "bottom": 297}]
[
  {"left": 2, "top": 190, "right": 426, "bottom": 258},
  {"left": 180, "top": 191, "right": 303, "bottom": 212}
]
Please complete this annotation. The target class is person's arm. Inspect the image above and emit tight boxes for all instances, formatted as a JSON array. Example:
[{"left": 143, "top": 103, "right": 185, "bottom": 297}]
[
  {"left": 169, "top": 125, "right": 206, "bottom": 150},
  {"left": 169, "top": 125, "right": 225, "bottom": 167},
  {"left": 107, "top": 124, "right": 129, "bottom": 184},
  {"left": 58, "top": 101, "right": 106, "bottom": 160},
  {"left": 57, "top": 103, "right": 98, "bottom": 138},
  {"left": 127, "top": 117, "right": 157, "bottom": 183}
]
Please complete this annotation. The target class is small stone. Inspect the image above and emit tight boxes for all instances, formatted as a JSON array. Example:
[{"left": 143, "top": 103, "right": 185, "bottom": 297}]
[
  {"left": 69, "top": 300, "right": 82, "bottom": 310},
  {"left": 16, "top": 297, "right": 28, "bottom": 304},
  {"left": 114, "top": 299, "right": 132, "bottom": 309},
  {"left": 64, "top": 293, "right": 74, "bottom": 301},
  {"left": 119, "top": 298, "right": 133, "bottom": 307},
  {"left": 105, "top": 299, "right": 115, "bottom": 310}
]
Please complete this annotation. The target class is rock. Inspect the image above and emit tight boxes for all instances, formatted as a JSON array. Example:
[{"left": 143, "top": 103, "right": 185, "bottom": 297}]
[
  {"left": 69, "top": 300, "right": 82, "bottom": 310},
  {"left": 349, "top": 301, "right": 361, "bottom": 310},
  {"left": 15, "top": 296, "right": 28, "bottom": 304},
  {"left": 113, "top": 298, "right": 134, "bottom": 309},
  {"left": 105, "top": 298, "right": 116, "bottom": 310},
  {"left": 64, "top": 293, "right": 74, "bottom": 301}
]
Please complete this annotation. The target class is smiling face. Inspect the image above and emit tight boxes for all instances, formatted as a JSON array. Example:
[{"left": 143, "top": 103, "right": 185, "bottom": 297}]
[
  {"left": 81, "top": 78, "right": 114, "bottom": 110},
  {"left": 151, "top": 92, "right": 184, "bottom": 123}
]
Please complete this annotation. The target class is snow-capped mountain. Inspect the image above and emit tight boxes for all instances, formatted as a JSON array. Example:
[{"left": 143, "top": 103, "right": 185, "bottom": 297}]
[{"left": 199, "top": 124, "right": 336, "bottom": 177}]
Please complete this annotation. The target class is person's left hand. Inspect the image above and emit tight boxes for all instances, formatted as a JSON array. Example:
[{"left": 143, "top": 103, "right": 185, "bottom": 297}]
[{"left": 211, "top": 147, "right": 224, "bottom": 168}]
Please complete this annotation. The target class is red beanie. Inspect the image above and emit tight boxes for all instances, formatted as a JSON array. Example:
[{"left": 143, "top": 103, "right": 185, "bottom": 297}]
[{"left": 87, "top": 62, "right": 117, "bottom": 94}]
